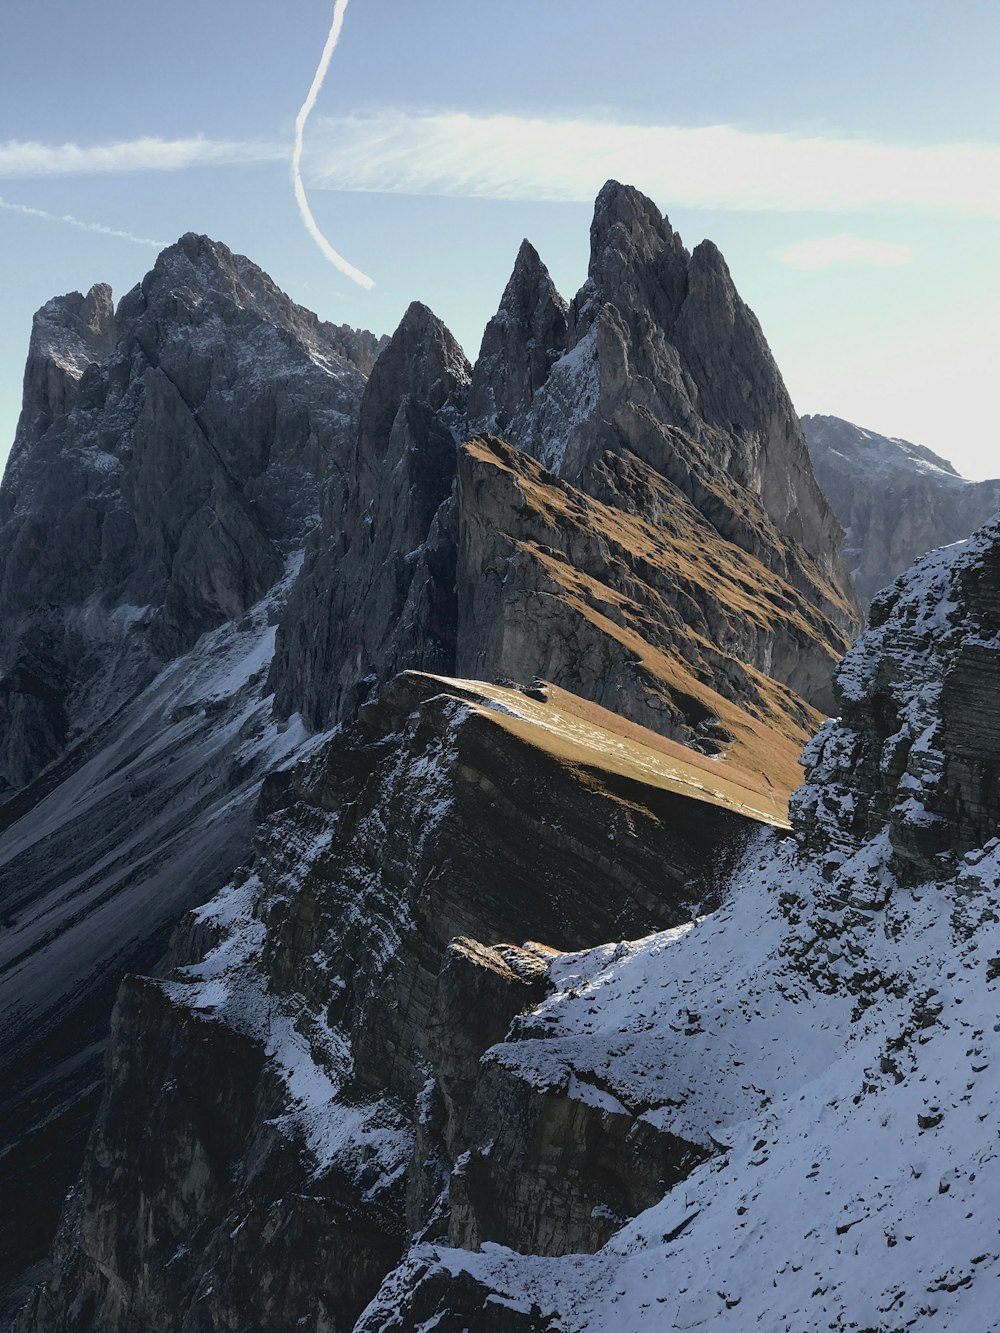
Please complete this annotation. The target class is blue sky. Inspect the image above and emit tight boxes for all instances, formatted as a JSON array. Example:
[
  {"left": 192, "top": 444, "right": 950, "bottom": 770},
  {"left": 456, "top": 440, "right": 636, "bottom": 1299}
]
[{"left": 1, "top": 0, "right": 998, "bottom": 476}]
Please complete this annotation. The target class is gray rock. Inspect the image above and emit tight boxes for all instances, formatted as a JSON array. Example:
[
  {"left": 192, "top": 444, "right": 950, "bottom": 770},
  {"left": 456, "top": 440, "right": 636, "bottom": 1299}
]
[
  {"left": 792, "top": 511, "right": 1000, "bottom": 882},
  {"left": 14, "top": 670, "right": 772, "bottom": 1332},
  {"left": 0, "top": 233, "right": 379, "bottom": 798},
  {"left": 470, "top": 181, "right": 858, "bottom": 633},
  {"left": 803, "top": 413, "right": 1000, "bottom": 609},
  {"left": 270, "top": 303, "right": 470, "bottom": 728},
  {"left": 0, "top": 237, "right": 382, "bottom": 1310}
]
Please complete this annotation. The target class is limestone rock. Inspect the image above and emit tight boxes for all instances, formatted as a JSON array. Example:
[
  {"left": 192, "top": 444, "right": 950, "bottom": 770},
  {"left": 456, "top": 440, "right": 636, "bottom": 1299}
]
[
  {"left": 270, "top": 303, "right": 470, "bottom": 728},
  {"left": 0, "top": 234, "right": 379, "bottom": 797},
  {"left": 456, "top": 435, "right": 844, "bottom": 786},
  {"left": 0, "top": 238, "right": 381, "bottom": 1307},
  {"left": 467, "top": 239, "right": 568, "bottom": 431},
  {"left": 470, "top": 181, "right": 858, "bottom": 632},
  {"left": 13, "top": 671, "right": 779, "bottom": 1332},
  {"left": 803, "top": 413, "right": 1000, "bottom": 609},
  {"left": 792, "top": 512, "right": 1000, "bottom": 881}
]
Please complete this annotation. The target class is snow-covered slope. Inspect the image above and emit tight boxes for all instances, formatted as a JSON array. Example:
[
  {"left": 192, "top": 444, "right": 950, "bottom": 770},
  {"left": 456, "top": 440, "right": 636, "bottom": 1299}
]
[
  {"left": 351, "top": 515, "right": 1000, "bottom": 1329},
  {"left": 361, "top": 828, "right": 1000, "bottom": 1331},
  {"left": 0, "top": 562, "right": 329, "bottom": 1315}
]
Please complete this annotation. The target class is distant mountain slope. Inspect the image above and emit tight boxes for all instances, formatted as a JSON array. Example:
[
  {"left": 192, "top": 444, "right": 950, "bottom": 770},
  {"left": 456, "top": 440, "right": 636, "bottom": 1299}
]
[{"left": 803, "top": 413, "right": 1000, "bottom": 608}]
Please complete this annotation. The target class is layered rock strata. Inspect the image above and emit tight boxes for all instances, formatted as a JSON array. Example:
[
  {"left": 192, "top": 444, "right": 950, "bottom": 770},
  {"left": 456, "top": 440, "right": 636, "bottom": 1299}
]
[
  {"left": 469, "top": 182, "right": 856, "bottom": 630},
  {"left": 14, "top": 672, "right": 782, "bottom": 1332},
  {"left": 270, "top": 183, "right": 859, "bottom": 747},
  {"left": 792, "top": 513, "right": 1000, "bottom": 883}
]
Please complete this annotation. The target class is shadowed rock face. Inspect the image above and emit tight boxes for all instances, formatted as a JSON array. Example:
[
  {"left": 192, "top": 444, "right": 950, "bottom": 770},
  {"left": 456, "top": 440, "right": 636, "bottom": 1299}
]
[
  {"left": 0, "top": 233, "right": 380, "bottom": 799},
  {"left": 2, "top": 186, "right": 863, "bottom": 1327},
  {"left": 14, "top": 672, "right": 772, "bottom": 1333},
  {"left": 0, "top": 237, "right": 383, "bottom": 1313},
  {"left": 269, "top": 302, "right": 470, "bottom": 729},
  {"left": 803, "top": 413, "right": 1000, "bottom": 610}
]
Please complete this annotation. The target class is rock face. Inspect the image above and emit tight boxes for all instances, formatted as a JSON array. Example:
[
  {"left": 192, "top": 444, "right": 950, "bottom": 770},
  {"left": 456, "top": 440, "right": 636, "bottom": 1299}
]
[
  {"left": 270, "top": 303, "right": 470, "bottom": 727},
  {"left": 792, "top": 513, "right": 1000, "bottom": 883},
  {"left": 0, "top": 233, "right": 380, "bottom": 798},
  {"left": 271, "top": 182, "right": 858, "bottom": 760},
  {"left": 3, "top": 186, "right": 865, "bottom": 1328},
  {"left": 13, "top": 671, "right": 779, "bottom": 1333},
  {"left": 0, "top": 239, "right": 382, "bottom": 1314},
  {"left": 20, "top": 495, "right": 1000, "bottom": 1331},
  {"left": 353, "top": 523, "right": 1000, "bottom": 1332},
  {"left": 455, "top": 435, "right": 844, "bottom": 781},
  {"left": 469, "top": 182, "right": 856, "bottom": 629},
  {"left": 803, "top": 413, "right": 1000, "bottom": 608}
]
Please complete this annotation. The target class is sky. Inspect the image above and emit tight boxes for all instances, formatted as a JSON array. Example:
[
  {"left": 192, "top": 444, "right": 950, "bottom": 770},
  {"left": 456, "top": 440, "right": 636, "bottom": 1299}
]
[{"left": 1, "top": 0, "right": 998, "bottom": 477}]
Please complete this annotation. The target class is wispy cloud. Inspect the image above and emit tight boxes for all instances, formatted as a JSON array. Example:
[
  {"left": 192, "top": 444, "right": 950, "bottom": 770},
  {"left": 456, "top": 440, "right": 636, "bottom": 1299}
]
[
  {"left": 304, "top": 112, "right": 1000, "bottom": 218},
  {"left": 776, "top": 235, "right": 914, "bottom": 270},
  {"left": 0, "top": 136, "right": 284, "bottom": 177},
  {"left": 0, "top": 194, "right": 167, "bottom": 247}
]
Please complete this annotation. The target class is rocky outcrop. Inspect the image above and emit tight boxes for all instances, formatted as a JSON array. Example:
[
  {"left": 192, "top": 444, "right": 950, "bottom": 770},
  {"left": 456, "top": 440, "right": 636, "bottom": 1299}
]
[
  {"left": 0, "top": 239, "right": 382, "bottom": 1313},
  {"left": 792, "top": 513, "right": 1000, "bottom": 883},
  {"left": 353, "top": 512, "right": 1000, "bottom": 1333},
  {"left": 3, "top": 187, "right": 866, "bottom": 1329},
  {"left": 0, "top": 234, "right": 380, "bottom": 797},
  {"left": 270, "top": 303, "right": 470, "bottom": 728},
  {"left": 270, "top": 183, "right": 859, "bottom": 756},
  {"left": 466, "top": 239, "right": 568, "bottom": 432},
  {"left": 470, "top": 182, "right": 857, "bottom": 632},
  {"left": 456, "top": 435, "right": 847, "bottom": 780},
  {"left": 14, "top": 672, "right": 781, "bottom": 1332},
  {"left": 803, "top": 413, "right": 1000, "bottom": 608}
]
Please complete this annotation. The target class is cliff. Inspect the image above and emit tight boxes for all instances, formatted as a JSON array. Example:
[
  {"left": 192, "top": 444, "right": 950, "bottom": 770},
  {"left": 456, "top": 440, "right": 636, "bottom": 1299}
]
[{"left": 803, "top": 413, "right": 1000, "bottom": 609}]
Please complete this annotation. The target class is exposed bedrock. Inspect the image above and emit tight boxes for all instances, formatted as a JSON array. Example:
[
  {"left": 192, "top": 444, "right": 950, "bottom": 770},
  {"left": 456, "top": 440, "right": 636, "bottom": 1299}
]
[
  {"left": 14, "top": 671, "right": 775, "bottom": 1331},
  {"left": 803, "top": 413, "right": 1000, "bottom": 609},
  {"left": 468, "top": 181, "right": 858, "bottom": 632},
  {"left": 792, "top": 513, "right": 1000, "bottom": 883},
  {"left": 0, "top": 234, "right": 379, "bottom": 797},
  {"left": 269, "top": 302, "right": 470, "bottom": 730}
]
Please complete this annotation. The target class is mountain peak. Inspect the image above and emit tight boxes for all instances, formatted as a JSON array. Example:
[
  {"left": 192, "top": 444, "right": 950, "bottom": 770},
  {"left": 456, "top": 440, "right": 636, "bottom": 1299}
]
[{"left": 468, "top": 238, "right": 568, "bottom": 430}]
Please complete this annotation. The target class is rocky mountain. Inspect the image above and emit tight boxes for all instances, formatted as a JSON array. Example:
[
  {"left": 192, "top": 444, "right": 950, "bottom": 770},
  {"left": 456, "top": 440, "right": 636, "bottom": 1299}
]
[
  {"left": 0, "top": 237, "right": 382, "bottom": 1312},
  {"left": 17, "top": 496, "right": 1000, "bottom": 1332},
  {"left": 0, "top": 232, "right": 382, "bottom": 799},
  {"left": 2, "top": 182, "right": 862, "bottom": 1325},
  {"left": 803, "top": 413, "right": 1000, "bottom": 608},
  {"left": 271, "top": 181, "right": 858, "bottom": 762}
]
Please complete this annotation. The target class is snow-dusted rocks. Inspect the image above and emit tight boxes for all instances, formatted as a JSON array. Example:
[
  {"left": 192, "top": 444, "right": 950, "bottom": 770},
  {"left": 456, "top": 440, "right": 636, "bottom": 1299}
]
[
  {"left": 13, "top": 673, "right": 777, "bottom": 1332},
  {"left": 803, "top": 414, "right": 1000, "bottom": 610},
  {"left": 0, "top": 237, "right": 381, "bottom": 1309},
  {"left": 793, "top": 514, "right": 1000, "bottom": 883},
  {"left": 0, "top": 233, "right": 380, "bottom": 797}
]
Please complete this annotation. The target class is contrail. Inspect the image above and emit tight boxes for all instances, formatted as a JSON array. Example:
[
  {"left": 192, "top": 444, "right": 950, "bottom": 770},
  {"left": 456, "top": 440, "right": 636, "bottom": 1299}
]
[
  {"left": 292, "top": 1, "right": 374, "bottom": 289},
  {"left": 0, "top": 194, "right": 166, "bottom": 247}
]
